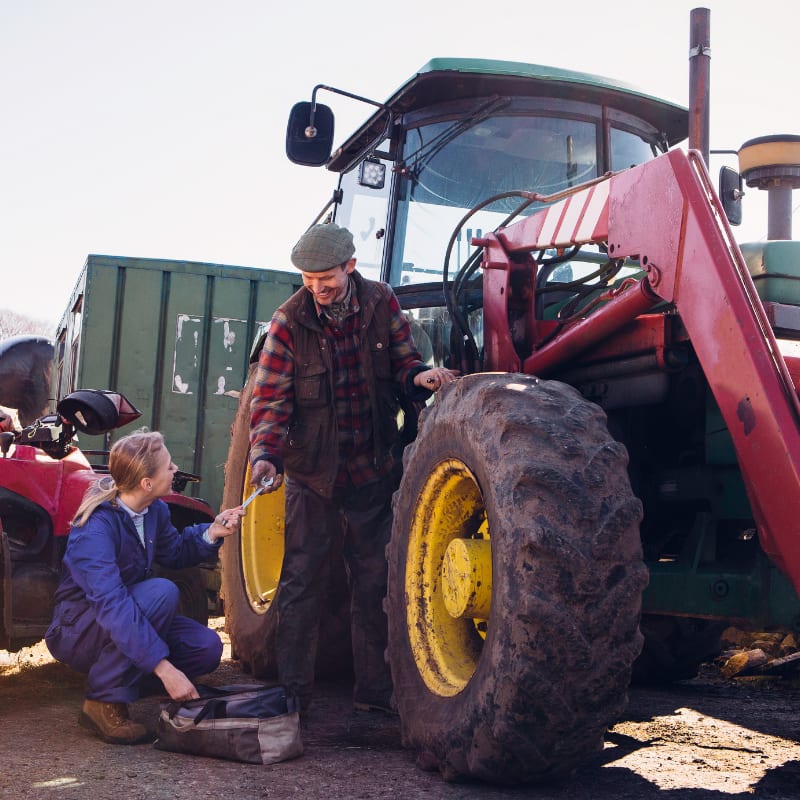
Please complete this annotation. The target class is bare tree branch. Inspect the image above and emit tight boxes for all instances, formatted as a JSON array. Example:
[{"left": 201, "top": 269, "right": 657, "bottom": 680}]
[{"left": 0, "top": 308, "right": 55, "bottom": 340}]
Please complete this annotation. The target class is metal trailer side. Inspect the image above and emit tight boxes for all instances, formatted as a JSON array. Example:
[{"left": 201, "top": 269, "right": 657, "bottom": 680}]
[{"left": 52, "top": 254, "right": 299, "bottom": 510}]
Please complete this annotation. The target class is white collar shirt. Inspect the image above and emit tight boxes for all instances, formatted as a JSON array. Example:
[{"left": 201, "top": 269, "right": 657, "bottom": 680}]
[{"left": 116, "top": 498, "right": 149, "bottom": 548}]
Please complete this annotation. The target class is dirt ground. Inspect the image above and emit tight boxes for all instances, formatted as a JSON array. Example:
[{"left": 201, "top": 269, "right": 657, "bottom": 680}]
[{"left": 2, "top": 619, "right": 799, "bottom": 800}]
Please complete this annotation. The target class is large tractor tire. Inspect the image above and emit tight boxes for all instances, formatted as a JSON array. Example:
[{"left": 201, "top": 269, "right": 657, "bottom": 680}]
[
  {"left": 387, "top": 373, "right": 647, "bottom": 784},
  {"left": 220, "top": 366, "right": 352, "bottom": 679},
  {"left": 151, "top": 564, "right": 209, "bottom": 627},
  {"left": 633, "top": 614, "right": 724, "bottom": 684},
  {"left": 159, "top": 503, "right": 218, "bottom": 626}
]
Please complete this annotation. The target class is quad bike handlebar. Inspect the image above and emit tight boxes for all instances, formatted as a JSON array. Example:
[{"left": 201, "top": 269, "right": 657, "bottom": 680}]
[{"left": 1, "top": 389, "right": 141, "bottom": 461}]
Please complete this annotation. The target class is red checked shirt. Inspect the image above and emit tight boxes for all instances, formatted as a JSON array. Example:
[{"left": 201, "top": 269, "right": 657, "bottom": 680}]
[{"left": 250, "top": 274, "right": 428, "bottom": 489}]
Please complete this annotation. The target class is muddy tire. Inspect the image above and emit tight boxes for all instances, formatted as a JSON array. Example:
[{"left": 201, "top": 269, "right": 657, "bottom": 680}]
[
  {"left": 160, "top": 503, "right": 216, "bottom": 626},
  {"left": 152, "top": 564, "right": 209, "bottom": 626},
  {"left": 387, "top": 373, "right": 647, "bottom": 784},
  {"left": 220, "top": 365, "right": 352, "bottom": 678},
  {"left": 633, "top": 615, "right": 724, "bottom": 684}
]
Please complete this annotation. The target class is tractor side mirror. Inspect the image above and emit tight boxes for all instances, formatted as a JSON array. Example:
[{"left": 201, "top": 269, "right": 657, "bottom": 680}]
[
  {"left": 286, "top": 101, "right": 335, "bottom": 166},
  {"left": 719, "top": 165, "right": 743, "bottom": 226}
]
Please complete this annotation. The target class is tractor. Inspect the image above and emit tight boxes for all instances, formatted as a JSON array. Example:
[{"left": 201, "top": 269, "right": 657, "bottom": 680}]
[
  {"left": 0, "top": 385, "right": 217, "bottom": 652},
  {"left": 220, "top": 8, "right": 800, "bottom": 784}
]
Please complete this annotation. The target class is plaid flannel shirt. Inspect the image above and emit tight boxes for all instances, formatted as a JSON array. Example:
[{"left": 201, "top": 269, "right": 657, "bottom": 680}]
[{"left": 250, "top": 276, "right": 428, "bottom": 488}]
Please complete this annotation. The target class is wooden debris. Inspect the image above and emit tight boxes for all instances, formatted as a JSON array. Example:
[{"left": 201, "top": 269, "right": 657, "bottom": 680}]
[
  {"left": 761, "top": 650, "right": 800, "bottom": 675},
  {"left": 721, "top": 648, "right": 769, "bottom": 678},
  {"left": 780, "top": 632, "right": 798, "bottom": 656},
  {"left": 720, "top": 626, "right": 749, "bottom": 647},
  {"left": 718, "top": 626, "right": 800, "bottom": 679}
]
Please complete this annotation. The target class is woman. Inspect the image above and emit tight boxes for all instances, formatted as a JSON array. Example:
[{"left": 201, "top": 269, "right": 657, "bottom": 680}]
[{"left": 45, "top": 429, "right": 245, "bottom": 744}]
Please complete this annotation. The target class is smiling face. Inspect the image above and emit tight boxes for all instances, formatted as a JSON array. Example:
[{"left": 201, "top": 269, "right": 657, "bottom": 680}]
[{"left": 300, "top": 259, "right": 356, "bottom": 306}]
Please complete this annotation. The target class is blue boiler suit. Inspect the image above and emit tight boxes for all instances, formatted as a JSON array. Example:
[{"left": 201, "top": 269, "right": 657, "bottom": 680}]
[{"left": 45, "top": 499, "right": 222, "bottom": 703}]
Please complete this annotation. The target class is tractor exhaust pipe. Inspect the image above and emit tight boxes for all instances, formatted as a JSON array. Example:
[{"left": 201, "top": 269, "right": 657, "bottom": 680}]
[{"left": 688, "top": 7, "right": 711, "bottom": 165}]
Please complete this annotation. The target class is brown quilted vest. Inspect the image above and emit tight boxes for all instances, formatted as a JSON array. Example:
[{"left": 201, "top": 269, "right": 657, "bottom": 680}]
[{"left": 279, "top": 271, "right": 401, "bottom": 498}]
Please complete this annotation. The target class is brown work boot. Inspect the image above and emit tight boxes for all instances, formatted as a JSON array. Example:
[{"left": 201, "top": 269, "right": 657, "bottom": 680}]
[{"left": 79, "top": 699, "right": 152, "bottom": 744}]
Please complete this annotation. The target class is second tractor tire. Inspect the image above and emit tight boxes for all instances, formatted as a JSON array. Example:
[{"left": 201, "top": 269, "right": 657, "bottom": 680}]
[
  {"left": 220, "top": 364, "right": 352, "bottom": 679},
  {"left": 387, "top": 373, "right": 647, "bottom": 784}
]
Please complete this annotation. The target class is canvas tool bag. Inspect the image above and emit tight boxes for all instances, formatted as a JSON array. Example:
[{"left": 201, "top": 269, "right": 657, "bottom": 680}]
[{"left": 154, "top": 683, "right": 303, "bottom": 765}]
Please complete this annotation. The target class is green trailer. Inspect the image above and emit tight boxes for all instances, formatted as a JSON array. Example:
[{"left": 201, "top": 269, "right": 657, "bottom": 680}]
[{"left": 52, "top": 254, "right": 299, "bottom": 510}]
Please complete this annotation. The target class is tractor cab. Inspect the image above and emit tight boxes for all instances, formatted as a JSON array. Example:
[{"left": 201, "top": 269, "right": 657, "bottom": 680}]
[
  {"left": 287, "top": 59, "right": 689, "bottom": 369},
  {"left": 288, "top": 60, "right": 688, "bottom": 283}
]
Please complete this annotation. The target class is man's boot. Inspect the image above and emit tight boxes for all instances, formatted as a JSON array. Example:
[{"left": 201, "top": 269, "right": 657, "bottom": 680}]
[{"left": 79, "top": 699, "right": 152, "bottom": 744}]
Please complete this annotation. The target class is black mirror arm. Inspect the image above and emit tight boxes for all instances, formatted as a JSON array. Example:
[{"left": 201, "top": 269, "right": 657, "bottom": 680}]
[{"left": 306, "top": 84, "right": 387, "bottom": 140}]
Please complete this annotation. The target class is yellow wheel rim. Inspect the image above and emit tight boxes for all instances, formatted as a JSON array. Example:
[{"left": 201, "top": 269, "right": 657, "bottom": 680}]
[
  {"left": 240, "top": 463, "right": 285, "bottom": 614},
  {"left": 405, "top": 458, "right": 492, "bottom": 696}
]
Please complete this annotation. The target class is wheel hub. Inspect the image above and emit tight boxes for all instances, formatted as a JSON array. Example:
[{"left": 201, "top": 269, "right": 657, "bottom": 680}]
[
  {"left": 405, "top": 458, "right": 491, "bottom": 696},
  {"left": 442, "top": 537, "right": 492, "bottom": 619}
]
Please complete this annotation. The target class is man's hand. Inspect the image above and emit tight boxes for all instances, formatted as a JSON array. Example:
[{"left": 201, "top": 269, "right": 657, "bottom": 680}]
[
  {"left": 153, "top": 659, "right": 199, "bottom": 702},
  {"left": 251, "top": 459, "right": 283, "bottom": 492},
  {"left": 414, "top": 367, "right": 460, "bottom": 392}
]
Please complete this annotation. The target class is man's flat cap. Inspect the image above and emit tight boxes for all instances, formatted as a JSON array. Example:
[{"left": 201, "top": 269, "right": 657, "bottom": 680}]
[{"left": 291, "top": 223, "right": 355, "bottom": 272}]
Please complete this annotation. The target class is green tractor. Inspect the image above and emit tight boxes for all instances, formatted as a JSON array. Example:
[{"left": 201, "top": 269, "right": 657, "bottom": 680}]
[{"left": 222, "top": 9, "right": 800, "bottom": 784}]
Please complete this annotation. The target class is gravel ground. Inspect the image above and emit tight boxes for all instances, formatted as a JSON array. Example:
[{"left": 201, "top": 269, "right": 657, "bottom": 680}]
[{"left": 2, "top": 619, "right": 799, "bottom": 799}]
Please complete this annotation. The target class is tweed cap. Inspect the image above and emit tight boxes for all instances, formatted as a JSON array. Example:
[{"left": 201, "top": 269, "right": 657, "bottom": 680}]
[{"left": 290, "top": 223, "right": 356, "bottom": 272}]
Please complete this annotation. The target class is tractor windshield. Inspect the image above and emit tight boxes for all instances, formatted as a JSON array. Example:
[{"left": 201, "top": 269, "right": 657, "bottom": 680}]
[{"left": 387, "top": 110, "right": 657, "bottom": 288}]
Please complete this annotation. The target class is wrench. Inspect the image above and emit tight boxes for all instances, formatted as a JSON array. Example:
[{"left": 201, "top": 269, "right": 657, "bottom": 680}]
[{"left": 241, "top": 476, "right": 274, "bottom": 510}]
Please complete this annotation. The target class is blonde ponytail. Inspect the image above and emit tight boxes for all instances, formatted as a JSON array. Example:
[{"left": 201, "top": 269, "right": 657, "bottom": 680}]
[
  {"left": 72, "top": 476, "right": 118, "bottom": 526},
  {"left": 70, "top": 429, "right": 165, "bottom": 527}
]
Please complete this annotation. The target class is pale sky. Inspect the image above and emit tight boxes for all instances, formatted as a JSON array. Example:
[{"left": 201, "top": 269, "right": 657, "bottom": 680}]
[{"left": 2, "top": 0, "right": 797, "bottom": 330}]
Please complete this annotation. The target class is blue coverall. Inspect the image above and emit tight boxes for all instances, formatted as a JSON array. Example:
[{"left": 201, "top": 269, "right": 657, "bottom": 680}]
[{"left": 45, "top": 499, "right": 222, "bottom": 703}]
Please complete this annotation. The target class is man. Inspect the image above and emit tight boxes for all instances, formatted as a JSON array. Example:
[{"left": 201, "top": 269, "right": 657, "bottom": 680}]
[{"left": 249, "top": 223, "right": 456, "bottom": 713}]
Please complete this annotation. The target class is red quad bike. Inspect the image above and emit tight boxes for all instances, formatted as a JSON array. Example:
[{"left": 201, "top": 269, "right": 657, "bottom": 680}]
[{"left": 0, "top": 389, "right": 216, "bottom": 653}]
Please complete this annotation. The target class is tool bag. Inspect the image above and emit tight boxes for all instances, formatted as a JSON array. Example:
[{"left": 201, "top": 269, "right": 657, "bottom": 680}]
[{"left": 154, "top": 683, "right": 303, "bottom": 765}]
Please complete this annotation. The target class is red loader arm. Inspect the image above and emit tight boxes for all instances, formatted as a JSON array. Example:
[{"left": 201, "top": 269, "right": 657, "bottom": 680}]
[{"left": 477, "top": 148, "right": 800, "bottom": 593}]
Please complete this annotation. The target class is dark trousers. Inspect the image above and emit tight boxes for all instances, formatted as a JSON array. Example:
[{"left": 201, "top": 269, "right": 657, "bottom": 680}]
[
  {"left": 80, "top": 578, "right": 222, "bottom": 703},
  {"left": 277, "top": 476, "right": 394, "bottom": 709}
]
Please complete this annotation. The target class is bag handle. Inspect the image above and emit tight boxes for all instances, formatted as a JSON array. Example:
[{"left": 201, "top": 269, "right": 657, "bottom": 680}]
[
  {"left": 192, "top": 697, "right": 229, "bottom": 725},
  {"left": 165, "top": 683, "right": 285, "bottom": 721},
  {"left": 195, "top": 683, "right": 264, "bottom": 697},
  {"left": 166, "top": 695, "right": 228, "bottom": 723}
]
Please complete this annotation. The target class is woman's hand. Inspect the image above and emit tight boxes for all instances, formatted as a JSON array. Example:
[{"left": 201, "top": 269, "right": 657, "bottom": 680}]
[
  {"left": 209, "top": 505, "right": 247, "bottom": 542},
  {"left": 153, "top": 659, "right": 199, "bottom": 702}
]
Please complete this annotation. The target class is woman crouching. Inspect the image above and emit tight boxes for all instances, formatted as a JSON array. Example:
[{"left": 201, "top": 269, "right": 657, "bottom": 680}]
[{"left": 45, "top": 429, "right": 244, "bottom": 744}]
